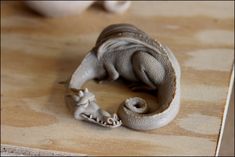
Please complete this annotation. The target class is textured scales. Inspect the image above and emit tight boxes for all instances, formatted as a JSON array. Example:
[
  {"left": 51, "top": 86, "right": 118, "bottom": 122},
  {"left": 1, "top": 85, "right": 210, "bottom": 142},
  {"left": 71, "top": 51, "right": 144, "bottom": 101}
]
[{"left": 66, "top": 24, "right": 181, "bottom": 131}]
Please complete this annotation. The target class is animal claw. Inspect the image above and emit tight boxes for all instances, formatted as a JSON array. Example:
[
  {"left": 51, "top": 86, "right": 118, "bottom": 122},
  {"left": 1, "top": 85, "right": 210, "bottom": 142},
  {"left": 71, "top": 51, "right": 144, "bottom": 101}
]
[{"left": 112, "top": 113, "right": 118, "bottom": 119}]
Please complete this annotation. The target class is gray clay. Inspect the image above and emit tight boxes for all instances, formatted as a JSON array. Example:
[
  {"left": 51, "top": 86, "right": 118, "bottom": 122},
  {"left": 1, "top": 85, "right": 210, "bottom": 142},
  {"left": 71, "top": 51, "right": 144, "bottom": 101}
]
[{"left": 65, "top": 24, "right": 181, "bottom": 131}]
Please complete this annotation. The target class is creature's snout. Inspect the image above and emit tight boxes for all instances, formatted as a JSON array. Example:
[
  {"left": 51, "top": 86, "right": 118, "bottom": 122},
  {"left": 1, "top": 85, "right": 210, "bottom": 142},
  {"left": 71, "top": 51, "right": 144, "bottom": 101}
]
[{"left": 71, "top": 88, "right": 122, "bottom": 128}]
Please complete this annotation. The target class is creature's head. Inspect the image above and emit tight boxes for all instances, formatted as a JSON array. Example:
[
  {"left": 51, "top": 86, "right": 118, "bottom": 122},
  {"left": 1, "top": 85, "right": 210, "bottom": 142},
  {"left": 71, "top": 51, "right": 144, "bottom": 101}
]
[
  {"left": 72, "top": 88, "right": 96, "bottom": 120},
  {"left": 67, "top": 88, "right": 122, "bottom": 128}
]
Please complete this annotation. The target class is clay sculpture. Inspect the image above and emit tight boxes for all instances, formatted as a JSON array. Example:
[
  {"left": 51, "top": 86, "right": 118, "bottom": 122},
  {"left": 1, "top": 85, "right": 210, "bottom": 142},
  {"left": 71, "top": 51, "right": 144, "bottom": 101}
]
[{"left": 66, "top": 24, "right": 181, "bottom": 131}]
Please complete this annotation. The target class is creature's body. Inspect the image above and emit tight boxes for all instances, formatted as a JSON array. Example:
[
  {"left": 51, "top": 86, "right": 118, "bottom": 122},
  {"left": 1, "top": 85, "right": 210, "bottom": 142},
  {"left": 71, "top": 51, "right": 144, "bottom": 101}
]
[{"left": 66, "top": 24, "right": 181, "bottom": 130}]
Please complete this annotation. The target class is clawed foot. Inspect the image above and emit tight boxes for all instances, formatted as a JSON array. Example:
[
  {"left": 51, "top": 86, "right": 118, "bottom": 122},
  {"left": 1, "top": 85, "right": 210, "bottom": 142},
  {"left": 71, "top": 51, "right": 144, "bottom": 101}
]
[{"left": 106, "top": 113, "right": 122, "bottom": 128}]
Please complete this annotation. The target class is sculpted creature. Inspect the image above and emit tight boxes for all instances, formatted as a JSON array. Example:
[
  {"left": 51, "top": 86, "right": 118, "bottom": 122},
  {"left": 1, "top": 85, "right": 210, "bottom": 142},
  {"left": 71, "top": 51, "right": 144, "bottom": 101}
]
[{"left": 65, "top": 23, "right": 181, "bottom": 130}]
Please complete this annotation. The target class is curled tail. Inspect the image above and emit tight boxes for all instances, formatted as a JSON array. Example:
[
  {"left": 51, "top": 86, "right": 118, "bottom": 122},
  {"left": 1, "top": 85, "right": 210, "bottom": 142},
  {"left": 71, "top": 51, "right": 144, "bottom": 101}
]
[{"left": 117, "top": 47, "right": 180, "bottom": 130}]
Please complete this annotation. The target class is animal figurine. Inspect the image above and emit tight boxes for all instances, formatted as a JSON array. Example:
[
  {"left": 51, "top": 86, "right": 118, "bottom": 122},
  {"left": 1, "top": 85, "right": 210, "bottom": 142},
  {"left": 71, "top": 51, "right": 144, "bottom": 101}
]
[{"left": 66, "top": 23, "right": 181, "bottom": 131}]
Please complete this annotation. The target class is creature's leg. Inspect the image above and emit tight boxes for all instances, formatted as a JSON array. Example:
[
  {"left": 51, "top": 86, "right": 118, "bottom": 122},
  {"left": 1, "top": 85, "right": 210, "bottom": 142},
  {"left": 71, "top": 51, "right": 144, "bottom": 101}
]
[
  {"left": 132, "top": 51, "right": 165, "bottom": 89},
  {"left": 104, "top": 62, "right": 119, "bottom": 81}
]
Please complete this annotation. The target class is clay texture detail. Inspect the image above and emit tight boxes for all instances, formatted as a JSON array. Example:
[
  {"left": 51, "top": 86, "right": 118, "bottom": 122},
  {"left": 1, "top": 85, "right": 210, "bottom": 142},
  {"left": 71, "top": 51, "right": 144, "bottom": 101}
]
[{"left": 66, "top": 24, "right": 181, "bottom": 130}]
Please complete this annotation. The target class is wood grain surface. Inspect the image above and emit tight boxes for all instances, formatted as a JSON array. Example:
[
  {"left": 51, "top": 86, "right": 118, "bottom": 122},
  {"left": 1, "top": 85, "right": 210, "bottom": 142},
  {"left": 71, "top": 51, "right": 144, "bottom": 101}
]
[{"left": 1, "top": 1, "right": 234, "bottom": 156}]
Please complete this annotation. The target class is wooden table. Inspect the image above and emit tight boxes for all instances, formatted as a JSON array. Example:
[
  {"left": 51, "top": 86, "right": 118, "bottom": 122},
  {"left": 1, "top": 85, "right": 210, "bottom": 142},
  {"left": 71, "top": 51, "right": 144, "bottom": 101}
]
[{"left": 1, "top": 1, "right": 234, "bottom": 156}]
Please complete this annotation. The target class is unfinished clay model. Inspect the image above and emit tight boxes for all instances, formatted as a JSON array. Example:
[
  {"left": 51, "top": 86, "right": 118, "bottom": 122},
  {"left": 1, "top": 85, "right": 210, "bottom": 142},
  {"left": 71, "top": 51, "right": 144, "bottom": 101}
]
[{"left": 66, "top": 24, "right": 181, "bottom": 131}]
